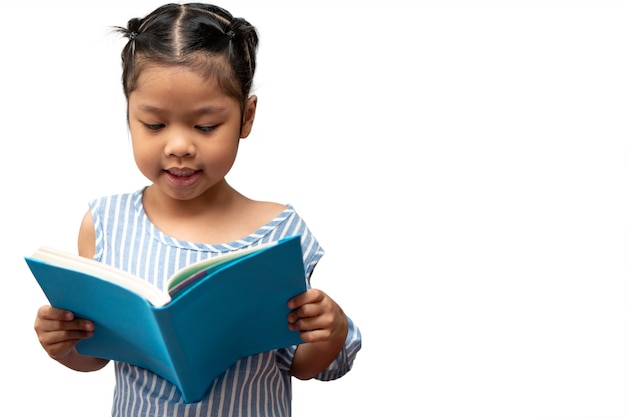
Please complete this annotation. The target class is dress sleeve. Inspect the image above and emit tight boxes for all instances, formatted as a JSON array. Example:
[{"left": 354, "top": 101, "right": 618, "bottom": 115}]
[
  {"left": 274, "top": 316, "right": 362, "bottom": 380},
  {"left": 88, "top": 198, "right": 104, "bottom": 262},
  {"left": 312, "top": 315, "right": 362, "bottom": 381},
  {"left": 274, "top": 208, "right": 362, "bottom": 378},
  {"left": 298, "top": 224, "right": 324, "bottom": 286}
]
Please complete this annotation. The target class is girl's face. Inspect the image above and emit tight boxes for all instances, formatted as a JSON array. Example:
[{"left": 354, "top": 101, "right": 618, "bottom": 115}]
[{"left": 128, "top": 64, "right": 256, "bottom": 203}]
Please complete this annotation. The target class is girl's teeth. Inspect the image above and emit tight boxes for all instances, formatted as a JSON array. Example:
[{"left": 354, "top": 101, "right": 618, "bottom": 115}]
[{"left": 169, "top": 169, "right": 194, "bottom": 176}]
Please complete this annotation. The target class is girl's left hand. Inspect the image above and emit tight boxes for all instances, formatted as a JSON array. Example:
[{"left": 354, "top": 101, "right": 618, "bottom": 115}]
[{"left": 287, "top": 288, "right": 348, "bottom": 344}]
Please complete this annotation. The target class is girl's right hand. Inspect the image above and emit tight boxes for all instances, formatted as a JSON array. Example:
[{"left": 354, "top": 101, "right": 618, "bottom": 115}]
[{"left": 34, "top": 305, "right": 94, "bottom": 361}]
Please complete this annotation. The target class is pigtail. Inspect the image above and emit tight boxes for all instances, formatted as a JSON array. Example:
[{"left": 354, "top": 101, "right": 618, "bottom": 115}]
[
  {"left": 114, "top": 17, "right": 142, "bottom": 50},
  {"left": 224, "top": 17, "right": 258, "bottom": 98},
  {"left": 112, "top": 17, "right": 143, "bottom": 98}
]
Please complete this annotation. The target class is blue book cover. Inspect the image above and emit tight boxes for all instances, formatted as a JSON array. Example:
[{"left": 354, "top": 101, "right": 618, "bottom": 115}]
[{"left": 25, "top": 235, "right": 306, "bottom": 403}]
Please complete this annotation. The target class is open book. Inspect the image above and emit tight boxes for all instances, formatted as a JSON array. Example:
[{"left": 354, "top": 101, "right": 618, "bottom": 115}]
[{"left": 24, "top": 235, "right": 306, "bottom": 403}]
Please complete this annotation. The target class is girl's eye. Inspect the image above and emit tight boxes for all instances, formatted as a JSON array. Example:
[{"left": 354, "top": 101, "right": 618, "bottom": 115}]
[
  {"left": 144, "top": 123, "right": 165, "bottom": 131},
  {"left": 196, "top": 125, "right": 216, "bottom": 133}
]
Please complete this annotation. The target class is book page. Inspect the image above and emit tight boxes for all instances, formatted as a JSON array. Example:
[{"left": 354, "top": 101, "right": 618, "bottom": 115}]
[
  {"left": 32, "top": 246, "right": 171, "bottom": 307},
  {"left": 166, "top": 241, "right": 278, "bottom": 294}
]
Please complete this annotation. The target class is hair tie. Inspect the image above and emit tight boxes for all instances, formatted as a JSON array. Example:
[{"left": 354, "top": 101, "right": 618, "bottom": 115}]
[
  {"left": 226, "top": 30, "right": 235, "bottom": 39},
  {"left": 129, "top": 31, "right": 138, "bottom": 41}
]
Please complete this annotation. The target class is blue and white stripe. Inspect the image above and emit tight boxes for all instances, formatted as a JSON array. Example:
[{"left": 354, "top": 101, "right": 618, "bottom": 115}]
[{"left": 88, "top": 188, "right": 361, "bottom": 417}]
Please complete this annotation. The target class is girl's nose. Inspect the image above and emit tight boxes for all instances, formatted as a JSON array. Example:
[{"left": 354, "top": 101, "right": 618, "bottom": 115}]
[{"left": 164, "top": 129, "right": 195, "bottom": 157}]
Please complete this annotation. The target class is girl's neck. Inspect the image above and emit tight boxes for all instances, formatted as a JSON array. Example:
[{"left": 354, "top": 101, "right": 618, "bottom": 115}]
[
  {"left": 140, "top": 181, "right": 285, "bottom": 245},
  {"left": 141, "top": 181, "right": 248, "bottom": 242},
  {"left": 144, "top": 179, "right": 242, "bottom": 213}
]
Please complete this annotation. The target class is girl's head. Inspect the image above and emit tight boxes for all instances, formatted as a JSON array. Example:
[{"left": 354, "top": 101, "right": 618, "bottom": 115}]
[
  {"left": 117, "top": 3, "right": 258, "bottom": 110},
  {"left": 115, "top": 3, "right": 260, "bottom": 204}
]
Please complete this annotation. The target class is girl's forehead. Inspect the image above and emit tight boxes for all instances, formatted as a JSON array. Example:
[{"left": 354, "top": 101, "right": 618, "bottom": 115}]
[
  {"left": 130, "top": 55, "right": 242, "bottom": 103},
  {"left": 129, "top": 65, "right": 239, "bottom": 112}
]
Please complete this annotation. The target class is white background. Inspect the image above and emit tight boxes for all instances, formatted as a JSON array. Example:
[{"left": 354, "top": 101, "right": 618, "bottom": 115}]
[{"left": 2, "top": 1, "right": 625, "bottom": 416}]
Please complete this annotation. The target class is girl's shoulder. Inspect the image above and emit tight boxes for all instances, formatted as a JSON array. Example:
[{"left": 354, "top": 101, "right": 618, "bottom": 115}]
[{"left": 248, "top": 200, "right": 287, "bottom": 221}]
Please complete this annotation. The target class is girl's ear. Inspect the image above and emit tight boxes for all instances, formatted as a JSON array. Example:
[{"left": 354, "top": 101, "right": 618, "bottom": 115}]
[{"left": 240, "top": 95, "right": 257, "bottom": 139}]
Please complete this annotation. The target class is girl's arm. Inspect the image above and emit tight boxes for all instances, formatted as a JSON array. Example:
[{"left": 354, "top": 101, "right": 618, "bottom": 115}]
[
  {"left": 287, "top": 288, "right": 350, "bottom": 379},
  {"left": 32, "top": 209, "right": 110, "bottom": 372}
]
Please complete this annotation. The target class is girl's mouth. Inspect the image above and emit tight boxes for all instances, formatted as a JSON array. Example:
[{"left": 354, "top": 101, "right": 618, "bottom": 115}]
[{"left": 164, "top": 168, "right": 201, "bottom": 187}]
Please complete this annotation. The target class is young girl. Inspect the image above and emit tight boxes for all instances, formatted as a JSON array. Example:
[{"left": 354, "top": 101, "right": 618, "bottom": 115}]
[{"left": 33, "top": 3, "right": 361, "bottom": 416}]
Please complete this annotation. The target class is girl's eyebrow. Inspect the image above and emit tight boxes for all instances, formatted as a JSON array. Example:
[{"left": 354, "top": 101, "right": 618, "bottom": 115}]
[
  {"left": 138, "top": 104, "right": 227, "bottom": 114},
  {"left": 195, "top": 106, "right": 227, "bottom": 114}
]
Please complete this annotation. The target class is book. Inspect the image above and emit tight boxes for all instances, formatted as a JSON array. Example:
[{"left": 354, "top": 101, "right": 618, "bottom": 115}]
[{"left": 24, "top": 235, "right": 307, "bottom": 403}]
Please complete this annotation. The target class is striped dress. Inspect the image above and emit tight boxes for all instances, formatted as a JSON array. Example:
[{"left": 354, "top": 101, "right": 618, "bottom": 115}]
[{"left": 88, "top": 188, "right": 361, "bottom": 417}]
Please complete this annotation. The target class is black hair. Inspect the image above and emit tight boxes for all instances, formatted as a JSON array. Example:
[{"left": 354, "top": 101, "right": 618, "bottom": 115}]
[{"left": 115, "top": 3, "right": 258, "bottom": 109}]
